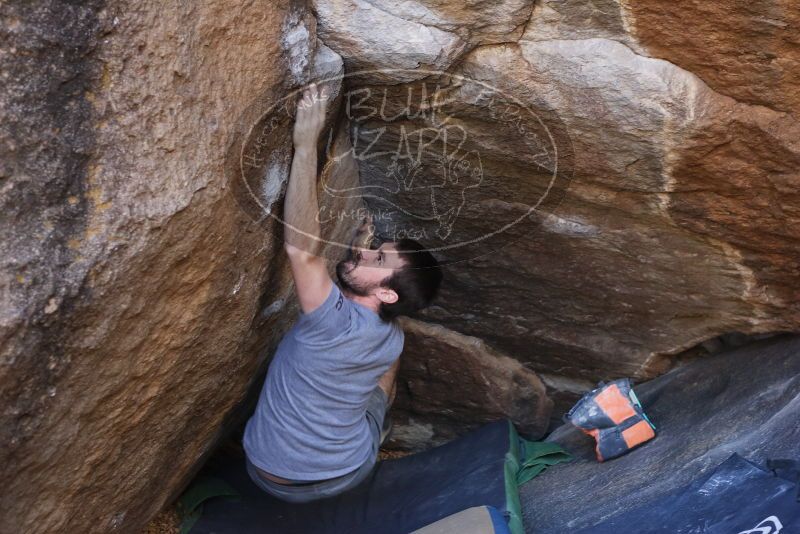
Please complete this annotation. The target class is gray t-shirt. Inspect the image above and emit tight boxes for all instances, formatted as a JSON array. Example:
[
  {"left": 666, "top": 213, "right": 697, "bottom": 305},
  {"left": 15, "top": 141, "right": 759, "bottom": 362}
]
[{"left": 243, "top": 282, "right": 404, "bottom": 480}]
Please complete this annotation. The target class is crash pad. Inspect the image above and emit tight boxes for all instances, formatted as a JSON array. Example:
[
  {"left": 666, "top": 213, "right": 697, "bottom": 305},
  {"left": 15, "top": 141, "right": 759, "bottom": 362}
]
[
  {"left": 521, "top": 333, "right": 800, "bottom": 532},
  {"left": 183, "top": 419, "right": 570, "bottom": 534},
  {"left": 410, "top": 506, "right": 512, "bottom": 534},
  {"left": 575, "top": 453, "right": 800, "bottom": 533}
]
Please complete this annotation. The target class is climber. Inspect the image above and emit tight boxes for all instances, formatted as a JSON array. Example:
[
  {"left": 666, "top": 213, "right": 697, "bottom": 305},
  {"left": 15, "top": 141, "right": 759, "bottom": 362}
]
[{"left": 241, "top": 82, "right": 443, "bottom": 503}]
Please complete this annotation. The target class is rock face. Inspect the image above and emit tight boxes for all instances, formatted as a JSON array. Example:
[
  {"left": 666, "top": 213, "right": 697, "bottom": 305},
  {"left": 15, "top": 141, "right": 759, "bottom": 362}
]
[
  {"left": 313, "top": 0, "right": 534, "bottom": 82},
  {"left": 0, "top": 1, "right": 350, "bottom": 533},
  {"left": 520, "top": 333, "right": 800, "bottom": 532},
  {"left": 2, "top": 0, "right": 799, "bottom": 532},
  {"left": 623, "top": 0, "right": 800, "bottom": 114},
  {"left": 313, "top": 0, "right": 800, "bottom": 417},
  {"left": 389, "top": 318, "right": 552, "bottom": 450}
]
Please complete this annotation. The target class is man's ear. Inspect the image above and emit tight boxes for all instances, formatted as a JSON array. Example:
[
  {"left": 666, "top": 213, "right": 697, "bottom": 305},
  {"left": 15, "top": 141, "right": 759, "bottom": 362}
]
[{"left": 376, "top": 287, "right": 399, "bottom": 305}]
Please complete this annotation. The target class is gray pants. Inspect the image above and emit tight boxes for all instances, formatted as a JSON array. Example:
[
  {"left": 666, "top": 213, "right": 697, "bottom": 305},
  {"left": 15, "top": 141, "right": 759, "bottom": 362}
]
[{"left": 244, "top": 385, "right": 388, "bottom": 503}]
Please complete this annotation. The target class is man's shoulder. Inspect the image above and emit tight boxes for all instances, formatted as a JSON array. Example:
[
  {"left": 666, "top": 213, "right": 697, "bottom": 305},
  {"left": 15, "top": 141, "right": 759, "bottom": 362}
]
[{"left": 292, "top": 283, "right": 352, "bottom": 342}]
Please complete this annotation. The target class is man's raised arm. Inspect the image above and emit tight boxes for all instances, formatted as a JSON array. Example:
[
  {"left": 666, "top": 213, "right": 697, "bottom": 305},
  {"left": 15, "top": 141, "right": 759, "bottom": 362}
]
[{"left": 283, "top": 83, "right": 332, "bottom": 313}]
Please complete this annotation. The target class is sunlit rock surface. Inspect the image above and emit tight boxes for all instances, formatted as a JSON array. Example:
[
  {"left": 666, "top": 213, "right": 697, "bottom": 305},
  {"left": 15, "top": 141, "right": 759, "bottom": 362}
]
[
  {"left": 0, "top": 1, "right": 345, "bottom": 532},
  {"left": 312, "top": 0, "right": 534, "bottom": 82},
  {"left": 2, "top": 0, "right": 799, "bottom": 531}
]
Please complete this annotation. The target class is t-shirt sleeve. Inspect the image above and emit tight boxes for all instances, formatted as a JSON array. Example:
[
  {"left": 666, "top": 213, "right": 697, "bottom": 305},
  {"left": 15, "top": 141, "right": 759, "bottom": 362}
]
[{"left": 294, "top": 283, "right": 352, "bottom": 344}]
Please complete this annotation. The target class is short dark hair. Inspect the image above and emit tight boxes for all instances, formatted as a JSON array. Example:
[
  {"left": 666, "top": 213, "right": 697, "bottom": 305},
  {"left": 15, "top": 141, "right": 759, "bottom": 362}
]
[{"left": 379, "top": 239, "right": 443, "bottom": 321}]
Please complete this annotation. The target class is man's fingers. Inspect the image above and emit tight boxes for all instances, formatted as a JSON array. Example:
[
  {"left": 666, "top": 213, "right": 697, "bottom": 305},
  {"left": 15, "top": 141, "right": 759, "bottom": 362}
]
[
  {"left": 294, "top": 82, "right": 328, "bottom": 143},
  {"left": 300, "top": 94, "right": 313, "bottom": 110},
  {"left": 298, "top": 82, "right": 331, "bottom": 112}
]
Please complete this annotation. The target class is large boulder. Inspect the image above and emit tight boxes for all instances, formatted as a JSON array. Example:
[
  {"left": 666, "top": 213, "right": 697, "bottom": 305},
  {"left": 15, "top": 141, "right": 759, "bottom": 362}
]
[
  {"left": 0, "top": 1, "right": 349, "bottom": 532},
  {"left": 314, "top": 0, "right": 800, "bottom": 419},
  {"left": 3, "top": 0, "right": 799, "bottom": 530}
]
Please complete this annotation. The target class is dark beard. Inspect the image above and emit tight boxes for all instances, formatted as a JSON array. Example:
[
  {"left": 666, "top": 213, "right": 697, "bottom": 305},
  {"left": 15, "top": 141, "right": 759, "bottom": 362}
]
[{"left": 336, "top": 260, "right": 373, "bottom": 297}]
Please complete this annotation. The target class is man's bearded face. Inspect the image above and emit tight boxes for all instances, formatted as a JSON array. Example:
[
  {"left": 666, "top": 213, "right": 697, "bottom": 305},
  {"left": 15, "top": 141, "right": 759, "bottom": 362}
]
[{"left": 336, "top": 242, "right": 403, "bottom": 297}]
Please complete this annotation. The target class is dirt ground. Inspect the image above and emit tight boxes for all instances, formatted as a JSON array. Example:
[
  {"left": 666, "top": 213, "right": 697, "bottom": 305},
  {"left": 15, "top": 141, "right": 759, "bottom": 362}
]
[{"left": 142, "top": 508, "right": 180, "bottom": 534}]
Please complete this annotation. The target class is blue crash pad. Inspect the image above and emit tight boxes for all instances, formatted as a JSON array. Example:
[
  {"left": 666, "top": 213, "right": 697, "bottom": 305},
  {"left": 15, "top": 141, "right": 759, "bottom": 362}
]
[
  {"left": 576, "top": 453, "right": 800, "bottom": 533},
  {"left": 184, "top": 419, "right": 570, "bottom": 534}
]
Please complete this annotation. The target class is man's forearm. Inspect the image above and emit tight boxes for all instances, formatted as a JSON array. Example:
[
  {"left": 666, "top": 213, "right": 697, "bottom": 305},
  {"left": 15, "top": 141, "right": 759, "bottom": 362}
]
[
  {"left": 284, "top": 83, "right": 328, "bottom": 256},
  {"left": 281, "top": 84, "right": 334, "bottom": 313},
  {"left": 284, "top": 143, "right": 321, "bottom": 255}
]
